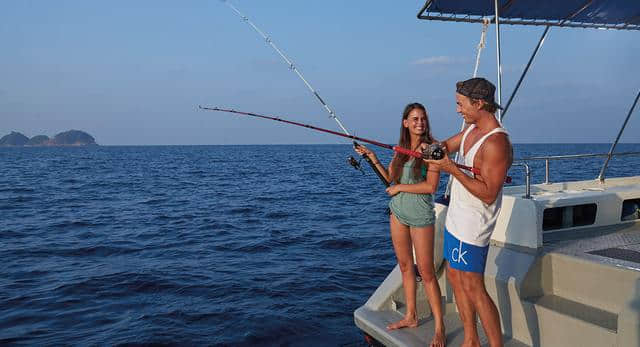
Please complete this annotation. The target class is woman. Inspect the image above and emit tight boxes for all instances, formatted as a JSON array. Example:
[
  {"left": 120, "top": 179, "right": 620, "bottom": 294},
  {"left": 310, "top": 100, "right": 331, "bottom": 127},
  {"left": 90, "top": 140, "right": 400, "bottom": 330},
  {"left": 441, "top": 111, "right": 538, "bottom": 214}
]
[{"left": 355, "top": 103, "right": 445, "bottom": 347}]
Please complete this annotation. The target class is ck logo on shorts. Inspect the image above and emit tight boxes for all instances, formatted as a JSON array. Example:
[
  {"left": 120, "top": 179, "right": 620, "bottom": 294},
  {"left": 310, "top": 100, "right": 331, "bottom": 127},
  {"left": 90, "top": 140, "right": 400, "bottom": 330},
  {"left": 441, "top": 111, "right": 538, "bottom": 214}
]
[{"left": 451, "top": 240, "right": 468, "bottom": 265}]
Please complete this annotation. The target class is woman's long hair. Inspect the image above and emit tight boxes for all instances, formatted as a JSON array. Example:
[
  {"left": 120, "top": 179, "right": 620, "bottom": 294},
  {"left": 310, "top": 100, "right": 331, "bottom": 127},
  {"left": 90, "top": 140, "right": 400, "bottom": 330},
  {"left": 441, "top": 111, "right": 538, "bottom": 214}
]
[{"left": 389, "top": 103, "right": 434, "bottom": 184}]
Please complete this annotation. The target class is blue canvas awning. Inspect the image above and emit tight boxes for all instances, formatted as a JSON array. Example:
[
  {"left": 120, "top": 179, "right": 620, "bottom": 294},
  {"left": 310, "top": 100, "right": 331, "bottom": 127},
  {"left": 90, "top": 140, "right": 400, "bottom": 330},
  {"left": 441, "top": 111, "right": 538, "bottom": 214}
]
[{"left": 417, "top": 0, "right": 640, "bottom": 31}]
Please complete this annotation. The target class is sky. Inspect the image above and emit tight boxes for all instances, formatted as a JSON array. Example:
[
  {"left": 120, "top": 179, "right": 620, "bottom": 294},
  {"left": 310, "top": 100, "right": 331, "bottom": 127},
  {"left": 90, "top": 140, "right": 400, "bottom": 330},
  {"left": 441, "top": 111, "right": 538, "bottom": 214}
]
[{"left": 1, "top": 0, "right": 639, "bottom": 145}]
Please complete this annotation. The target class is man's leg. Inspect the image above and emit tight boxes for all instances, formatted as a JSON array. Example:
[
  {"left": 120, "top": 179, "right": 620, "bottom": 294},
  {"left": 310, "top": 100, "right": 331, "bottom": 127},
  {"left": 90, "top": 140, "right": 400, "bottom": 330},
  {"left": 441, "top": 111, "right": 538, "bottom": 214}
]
[
  {"left": 459, "top": 271, "right": 503, "bottom": 347},
  {"left": 447, "top": 264, "right": 480, "bottom": 347}
]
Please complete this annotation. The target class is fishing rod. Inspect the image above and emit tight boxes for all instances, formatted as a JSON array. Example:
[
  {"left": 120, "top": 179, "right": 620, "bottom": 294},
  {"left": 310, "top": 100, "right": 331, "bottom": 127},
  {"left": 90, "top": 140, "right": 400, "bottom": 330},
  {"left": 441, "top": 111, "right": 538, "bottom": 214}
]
[
  {"left": 199, "top": 106, "right": 508, "bottom": 182},
  {"left": 220, "top": 0, "right": 389, "bottom": 186}
]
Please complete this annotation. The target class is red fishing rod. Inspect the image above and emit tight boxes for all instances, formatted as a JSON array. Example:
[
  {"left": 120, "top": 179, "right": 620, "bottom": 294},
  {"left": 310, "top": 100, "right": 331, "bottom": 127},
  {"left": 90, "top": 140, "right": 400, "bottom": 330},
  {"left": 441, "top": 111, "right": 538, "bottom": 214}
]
[{"left": 198, "top": 106, "right": 507, "bottom": 181}]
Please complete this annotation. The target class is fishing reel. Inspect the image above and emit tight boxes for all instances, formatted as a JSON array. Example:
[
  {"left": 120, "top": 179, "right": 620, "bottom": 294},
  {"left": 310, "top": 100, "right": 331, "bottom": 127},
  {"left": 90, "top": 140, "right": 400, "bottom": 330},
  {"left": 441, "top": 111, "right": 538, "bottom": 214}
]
[
  {"left": 422, "top": 143, "right": 445, "bottom": 160},
  {"left": 348, "top": 142, "right": 366, "bottom": 174},
  {"left": 347, "top": 156, "right": 365, "bottom": 174}
]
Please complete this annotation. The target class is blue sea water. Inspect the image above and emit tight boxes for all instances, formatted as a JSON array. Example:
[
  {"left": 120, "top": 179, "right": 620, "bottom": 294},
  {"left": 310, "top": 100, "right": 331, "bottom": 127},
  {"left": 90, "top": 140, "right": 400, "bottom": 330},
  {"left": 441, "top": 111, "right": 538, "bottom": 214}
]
[{"left": 1, "top": 144, "right": 640, "bottom": 346}]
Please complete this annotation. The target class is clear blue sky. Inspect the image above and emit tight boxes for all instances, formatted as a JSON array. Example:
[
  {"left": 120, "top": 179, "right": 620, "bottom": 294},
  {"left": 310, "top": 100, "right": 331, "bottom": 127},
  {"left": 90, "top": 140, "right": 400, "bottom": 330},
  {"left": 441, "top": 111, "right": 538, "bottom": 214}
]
[{"left": 1, "top": 1, "right": 639, "bottom": 145}]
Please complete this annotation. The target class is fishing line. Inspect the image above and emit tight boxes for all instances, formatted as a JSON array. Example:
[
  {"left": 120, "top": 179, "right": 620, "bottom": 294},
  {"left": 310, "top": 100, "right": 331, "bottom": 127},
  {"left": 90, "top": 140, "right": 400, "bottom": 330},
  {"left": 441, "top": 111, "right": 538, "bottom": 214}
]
[
  {"left": 220, "top": 0, "right": 389, "bottom": 185},
  {"left": 221, "top": 0, "right": 348, "bottom": 134}
]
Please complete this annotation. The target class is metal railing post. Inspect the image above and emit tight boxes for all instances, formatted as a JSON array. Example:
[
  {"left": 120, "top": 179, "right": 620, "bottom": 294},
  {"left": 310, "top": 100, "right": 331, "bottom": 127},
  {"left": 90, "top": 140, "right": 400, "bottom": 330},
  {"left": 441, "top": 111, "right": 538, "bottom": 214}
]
[
  {"left": 525, "top": 163, "right": 531, "bottom": 198},
  {"left": 545, "top": 159, "right": 550, "bottom": 184}
]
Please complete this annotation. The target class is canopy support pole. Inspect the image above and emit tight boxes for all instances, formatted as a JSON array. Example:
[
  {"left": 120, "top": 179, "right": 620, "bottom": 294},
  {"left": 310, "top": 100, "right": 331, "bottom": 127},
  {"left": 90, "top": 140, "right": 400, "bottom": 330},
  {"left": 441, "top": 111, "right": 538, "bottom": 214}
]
[
  {"left": 444, "top": 19, "right": 490, "bottom": 199},
  {"left": 597, "top": 89, "right": 640, "bottom": 183},
  {"left": 502, "top": 26, "right": 551, "bottom": 120},
  {"left": 494, "top": 0, "right": 503, "bottom": 122}
]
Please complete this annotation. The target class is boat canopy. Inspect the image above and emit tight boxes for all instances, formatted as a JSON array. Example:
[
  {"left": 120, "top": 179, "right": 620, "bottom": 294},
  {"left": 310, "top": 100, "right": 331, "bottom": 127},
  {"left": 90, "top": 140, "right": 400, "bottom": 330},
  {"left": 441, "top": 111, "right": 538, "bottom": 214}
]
[{"left": 418, "top": 0, "right": 640, "bottom": 31}]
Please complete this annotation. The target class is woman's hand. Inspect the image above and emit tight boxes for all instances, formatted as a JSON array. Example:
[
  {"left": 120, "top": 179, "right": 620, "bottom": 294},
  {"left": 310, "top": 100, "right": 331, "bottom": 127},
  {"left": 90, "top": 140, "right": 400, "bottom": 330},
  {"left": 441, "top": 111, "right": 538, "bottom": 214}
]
[
  {"left": 353, "top": 143, "right": 374, "bottom": 157},
  {"left": 386, "top": 184, "right": 402, "bottom": 197},
  {"left": 355, "top": 143, "right": 391, "bottom": 183}
]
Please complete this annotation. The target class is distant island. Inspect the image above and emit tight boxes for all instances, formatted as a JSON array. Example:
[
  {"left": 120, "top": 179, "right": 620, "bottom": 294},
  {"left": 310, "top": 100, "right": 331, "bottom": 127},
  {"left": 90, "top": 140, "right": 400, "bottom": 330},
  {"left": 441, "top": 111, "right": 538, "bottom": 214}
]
[{"left": 0, "top": 130, "right": 97, "bottom": 147}]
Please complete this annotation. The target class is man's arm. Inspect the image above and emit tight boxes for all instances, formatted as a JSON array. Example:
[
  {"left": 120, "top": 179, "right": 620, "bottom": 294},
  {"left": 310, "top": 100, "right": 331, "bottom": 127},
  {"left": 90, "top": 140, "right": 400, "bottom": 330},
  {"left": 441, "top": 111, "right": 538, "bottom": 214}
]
[
  {"left": 427, "top": 134, "right": 511, "bottom": 205},
  {"left": 442, "top": 131, "right": 464, "bottom": 154}
]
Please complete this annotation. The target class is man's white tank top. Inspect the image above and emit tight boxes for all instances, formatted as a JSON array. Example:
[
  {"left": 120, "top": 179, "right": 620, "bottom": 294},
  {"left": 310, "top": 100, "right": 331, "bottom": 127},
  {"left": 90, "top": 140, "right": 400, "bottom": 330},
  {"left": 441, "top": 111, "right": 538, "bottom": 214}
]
[{"left": 445, "top": 124, "right": 508, "bottom": 247}]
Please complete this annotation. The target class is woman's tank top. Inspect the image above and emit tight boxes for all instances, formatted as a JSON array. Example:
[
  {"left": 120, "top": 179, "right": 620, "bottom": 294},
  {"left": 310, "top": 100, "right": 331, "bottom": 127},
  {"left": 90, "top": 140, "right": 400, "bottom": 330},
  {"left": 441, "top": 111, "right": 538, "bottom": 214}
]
[{"left": 389, "top": 159, "right": 435, "bottom": 227}]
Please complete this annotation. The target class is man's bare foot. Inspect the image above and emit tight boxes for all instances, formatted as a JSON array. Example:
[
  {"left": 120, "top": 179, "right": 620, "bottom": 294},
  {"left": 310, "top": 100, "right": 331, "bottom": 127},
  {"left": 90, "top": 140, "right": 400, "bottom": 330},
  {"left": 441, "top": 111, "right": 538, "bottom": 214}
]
[
  {"left": 429, "top": 327, "right": 446, "bottom": 347},
  {"left": 386, "top": 316, "right": 418, "bottom": 330}
]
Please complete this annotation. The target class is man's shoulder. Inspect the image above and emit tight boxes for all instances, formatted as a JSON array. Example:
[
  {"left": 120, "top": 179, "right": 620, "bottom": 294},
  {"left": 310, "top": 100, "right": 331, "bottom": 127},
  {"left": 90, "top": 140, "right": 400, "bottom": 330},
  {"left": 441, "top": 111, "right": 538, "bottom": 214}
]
[
  {"left": 480, "top": 130, "right": 511, "bottom": 158},
  {"left": 486, "top": 129, "right": 510, "bottom": 145}
]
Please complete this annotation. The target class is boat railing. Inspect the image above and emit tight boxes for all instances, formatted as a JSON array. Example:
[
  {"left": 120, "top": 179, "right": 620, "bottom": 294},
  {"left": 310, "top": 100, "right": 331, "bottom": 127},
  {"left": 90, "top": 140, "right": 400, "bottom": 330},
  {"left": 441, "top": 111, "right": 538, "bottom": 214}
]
[
  {"left": 510, "top": 162, "right": 531, "bottom": 198},
  {"left": 512, "top": 151, "right": 640, "bottom": 198}
]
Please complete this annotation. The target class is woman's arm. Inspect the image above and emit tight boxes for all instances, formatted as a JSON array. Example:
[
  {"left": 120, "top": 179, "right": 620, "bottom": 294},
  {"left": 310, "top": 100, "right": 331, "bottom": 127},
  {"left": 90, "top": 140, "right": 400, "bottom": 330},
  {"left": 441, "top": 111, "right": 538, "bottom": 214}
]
[
  {"left": 353, "top": 144, "right": 391, "bottom": 183},
  {"left": 386, "top": 167, "right": 440, "bottom": 196}
]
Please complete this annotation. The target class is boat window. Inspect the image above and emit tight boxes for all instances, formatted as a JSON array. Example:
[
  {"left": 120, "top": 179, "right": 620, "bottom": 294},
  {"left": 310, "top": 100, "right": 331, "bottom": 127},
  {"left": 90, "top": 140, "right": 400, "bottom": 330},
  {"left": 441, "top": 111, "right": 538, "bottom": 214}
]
[
  {"left": 621, "top": 199, "right": 640, "bottom": 221},
  {"left": 543, "top": 207, "right": 563, "bottom": 231},
  {"left": 573, "top": 204, "right": 597, "bottom": 227},
  {"left": 543, "top": 204, "right": 597, "bottom": 231}
]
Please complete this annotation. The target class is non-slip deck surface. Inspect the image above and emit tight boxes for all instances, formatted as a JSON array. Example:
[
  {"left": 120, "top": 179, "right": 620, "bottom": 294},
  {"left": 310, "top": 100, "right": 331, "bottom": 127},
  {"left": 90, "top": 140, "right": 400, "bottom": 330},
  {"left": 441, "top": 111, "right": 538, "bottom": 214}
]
[{"left": 544, "top": 222, "right": 640, "bottom": 271}]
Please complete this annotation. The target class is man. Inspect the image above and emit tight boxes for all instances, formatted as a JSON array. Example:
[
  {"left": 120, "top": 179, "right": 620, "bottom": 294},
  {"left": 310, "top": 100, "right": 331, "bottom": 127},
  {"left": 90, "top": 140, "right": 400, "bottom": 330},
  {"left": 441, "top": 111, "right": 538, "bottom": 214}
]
[{"left": 425, "top": 77, "right": 512, "bottom": 347}]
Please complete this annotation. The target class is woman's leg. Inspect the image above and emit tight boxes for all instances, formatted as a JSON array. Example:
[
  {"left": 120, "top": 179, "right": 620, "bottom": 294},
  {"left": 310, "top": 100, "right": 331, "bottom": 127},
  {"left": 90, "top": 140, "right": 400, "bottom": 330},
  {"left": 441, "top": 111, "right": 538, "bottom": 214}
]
[
  {"left": 387, "top": 213, "right": 418, "bottom": 330},
  {"left": 411, "top": 225, "right": 446, "bottom": 347}
]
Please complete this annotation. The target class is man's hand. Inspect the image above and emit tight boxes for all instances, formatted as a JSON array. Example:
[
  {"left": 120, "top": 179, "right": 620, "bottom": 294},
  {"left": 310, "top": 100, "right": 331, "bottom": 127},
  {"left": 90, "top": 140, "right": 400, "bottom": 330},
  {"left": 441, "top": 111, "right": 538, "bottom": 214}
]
[{"left": 422, "top": 143, "right": 455, "bottom": 173}]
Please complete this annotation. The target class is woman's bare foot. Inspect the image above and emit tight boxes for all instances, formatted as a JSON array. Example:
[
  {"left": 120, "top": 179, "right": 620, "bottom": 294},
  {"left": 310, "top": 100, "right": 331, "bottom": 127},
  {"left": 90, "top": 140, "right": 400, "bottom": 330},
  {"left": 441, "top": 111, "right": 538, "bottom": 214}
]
[
  {"left": 386, "top": 316, "right": 418, "bottom": 330},
  {"left": 430, "top": 326, "right": 446, "bottom": 347}
]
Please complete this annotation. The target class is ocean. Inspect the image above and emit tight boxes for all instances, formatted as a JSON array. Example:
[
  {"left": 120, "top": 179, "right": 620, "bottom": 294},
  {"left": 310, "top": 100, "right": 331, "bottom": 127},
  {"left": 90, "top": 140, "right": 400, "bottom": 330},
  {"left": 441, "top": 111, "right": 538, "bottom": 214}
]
[{"left": 2, "top": 144, "right": 640, "bottom": 346}]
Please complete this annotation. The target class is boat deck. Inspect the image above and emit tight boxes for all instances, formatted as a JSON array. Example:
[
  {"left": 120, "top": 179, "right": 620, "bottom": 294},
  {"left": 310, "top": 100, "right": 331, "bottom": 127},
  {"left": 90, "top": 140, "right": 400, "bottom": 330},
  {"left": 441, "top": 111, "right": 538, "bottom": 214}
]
[
  {"left": 356, "top": 177, "right": 640, "bottom": 346},
  {"left": 355, "top": 221, "right": 640, "bottom": 347},
  {"left": 355, "top": 307, "right": 530, "bottom": 347},
  {"left": 544, "top": 221, "right": 640, "bottom": 272}
]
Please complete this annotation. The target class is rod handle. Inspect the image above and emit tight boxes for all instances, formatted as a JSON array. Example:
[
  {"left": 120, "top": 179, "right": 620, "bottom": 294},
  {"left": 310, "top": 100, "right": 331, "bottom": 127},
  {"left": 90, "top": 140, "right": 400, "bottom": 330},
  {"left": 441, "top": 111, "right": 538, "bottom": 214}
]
[
  {"left": 354, "top": 141, "right": 390, "bottom": 187},
  {"left": 392, "top": 146, "right": 422, "bottom": 159},
  {"left": 362, "top": 154, "right": 390, "bottom": 187}
]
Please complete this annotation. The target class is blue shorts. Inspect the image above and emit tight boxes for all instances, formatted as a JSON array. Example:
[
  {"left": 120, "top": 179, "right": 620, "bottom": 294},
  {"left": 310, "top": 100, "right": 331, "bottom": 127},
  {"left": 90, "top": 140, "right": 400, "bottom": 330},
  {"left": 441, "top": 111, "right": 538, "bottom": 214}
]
[{"left": 443, "top": 228, "right": 489, "bottom": 273}]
